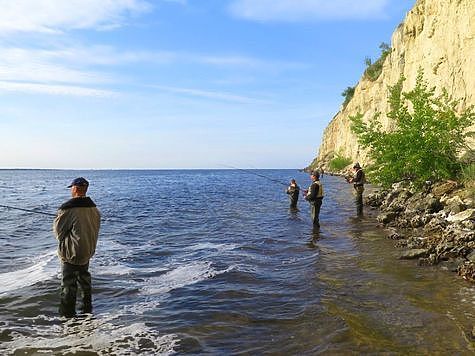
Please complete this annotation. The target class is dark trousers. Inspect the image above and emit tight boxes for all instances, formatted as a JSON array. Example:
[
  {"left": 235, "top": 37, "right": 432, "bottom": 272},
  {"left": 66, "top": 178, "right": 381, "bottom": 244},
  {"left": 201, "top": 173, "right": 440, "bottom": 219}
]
[
  {"left": 311, "top": 199, "right": 322, "bottom": 227},
  {"left": 354, "top": 186, "right": 364, "bottom": 216},
  {"left": 289, "top": 197, "right": 298, "bottom": 209},
  {"left": 60, "top": 262, "right": 92, "bottom": 317}
]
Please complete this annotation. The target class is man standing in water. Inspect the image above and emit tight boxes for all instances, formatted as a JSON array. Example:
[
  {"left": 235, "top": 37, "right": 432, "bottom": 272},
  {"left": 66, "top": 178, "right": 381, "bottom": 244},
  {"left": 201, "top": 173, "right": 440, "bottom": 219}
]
[
  {"left": 304, "top": 171, "right": 324, "bottom": 228},
  {"left": 286, "top": 179, "right": 300, "bottom": 210},
  {"left": 53, "top": 177, "right": 101, "bottom": 318},
  {"left": 348, "top": 163, "right": 365, "bottom": 215}
]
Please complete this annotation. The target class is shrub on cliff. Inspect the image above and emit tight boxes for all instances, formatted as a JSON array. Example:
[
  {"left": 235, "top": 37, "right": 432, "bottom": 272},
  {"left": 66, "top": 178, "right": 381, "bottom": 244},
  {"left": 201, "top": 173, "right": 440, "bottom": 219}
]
[
  {"left": 364, "top": 43, "right": 392, "bottom": 81},
  {"left": 328, "top": 153, "right": 352, "bottom": 171},
  {"left": 341, "top": 86, "right": 355, "bottom": 109},
  {"left": 350, "top": 70, "right": 475, "bottom": 188}
]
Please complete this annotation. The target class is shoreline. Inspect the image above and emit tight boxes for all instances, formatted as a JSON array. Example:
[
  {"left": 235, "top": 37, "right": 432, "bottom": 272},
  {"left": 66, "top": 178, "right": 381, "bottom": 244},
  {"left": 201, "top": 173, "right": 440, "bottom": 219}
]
[{"left": 363, "top": 180, "right": 475, "bottom": 283}]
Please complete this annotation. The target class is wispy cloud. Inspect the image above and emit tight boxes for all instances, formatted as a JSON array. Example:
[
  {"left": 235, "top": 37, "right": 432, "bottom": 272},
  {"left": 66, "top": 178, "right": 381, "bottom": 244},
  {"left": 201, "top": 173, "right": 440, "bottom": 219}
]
[
  {"left": 228, "top": 0, "right": 390, "bottom": 22},
  {"left": 151, "top": 85, "right": 269, "bottom": 104},
  {"left": 0, "top": 81, "right": 116, "bottom": 97},
  {"left": 0, "top": 0, "right": 151, "bottom": 33},
  {"left": 0, "top": 47, "right": 113, "bottom": 84}
]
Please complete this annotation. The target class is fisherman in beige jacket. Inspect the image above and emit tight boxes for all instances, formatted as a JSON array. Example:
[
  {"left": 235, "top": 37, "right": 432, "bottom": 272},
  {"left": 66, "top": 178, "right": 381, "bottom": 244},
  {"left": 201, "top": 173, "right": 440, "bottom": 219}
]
[{"left": 53, "top": 177, "right": 101, "bottom": 318}]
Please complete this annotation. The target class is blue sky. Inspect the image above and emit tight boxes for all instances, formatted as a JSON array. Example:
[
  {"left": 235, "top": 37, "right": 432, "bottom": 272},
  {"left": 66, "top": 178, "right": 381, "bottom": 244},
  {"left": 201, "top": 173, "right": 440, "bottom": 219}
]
[{"left": 0, "top": 0, "right": 415, "bottom": 169}]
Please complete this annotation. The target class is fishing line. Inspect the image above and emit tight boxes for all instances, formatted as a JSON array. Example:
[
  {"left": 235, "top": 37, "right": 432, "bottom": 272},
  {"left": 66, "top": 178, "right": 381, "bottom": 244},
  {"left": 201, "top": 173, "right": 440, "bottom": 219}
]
[
  {"left": 0, "top": 204, "right": 56, "bottom": 217},
  {"left": 221, "top": 164, "right": 288, "bottom": 187}
]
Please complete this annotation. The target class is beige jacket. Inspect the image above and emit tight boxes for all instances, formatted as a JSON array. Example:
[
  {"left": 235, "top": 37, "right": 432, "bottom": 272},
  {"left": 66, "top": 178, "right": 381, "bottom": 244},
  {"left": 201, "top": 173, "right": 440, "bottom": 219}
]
[{"left": 53, "top": 197, "right": 101, "bottom": 265}]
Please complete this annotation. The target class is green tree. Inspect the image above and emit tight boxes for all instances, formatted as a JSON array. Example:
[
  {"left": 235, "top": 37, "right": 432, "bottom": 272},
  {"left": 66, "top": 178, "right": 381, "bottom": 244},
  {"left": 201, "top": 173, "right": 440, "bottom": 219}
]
[
  {"left": 350, "top": 70, "right": 475, "bottom": 187},
  {"left": 328, "top": 152, "right": 352, "bottom": 171},
  {"left": 341, "top": 86, "right": 355, "bottom": 108},
  {"left": 364, "top": 42, "right": 392, "bottom": 81}
]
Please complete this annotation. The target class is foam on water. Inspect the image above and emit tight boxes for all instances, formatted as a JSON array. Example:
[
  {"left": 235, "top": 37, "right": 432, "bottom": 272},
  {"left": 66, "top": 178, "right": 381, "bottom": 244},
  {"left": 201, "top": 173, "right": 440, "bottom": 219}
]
[
  {"left": 185, "top": 242, "right": 239, "bottom": 253},
  {"left": 95, "top": 262, "right": 135, "bottom": 276},
  {"left": 0, "top": 313, "right": 179, "bottom": 355},
  {"left": 141, "top": 261, "right": 234, "bottom": 295},
  {"left": 0, "top": 250, "right": 57, "bottom": 296}
]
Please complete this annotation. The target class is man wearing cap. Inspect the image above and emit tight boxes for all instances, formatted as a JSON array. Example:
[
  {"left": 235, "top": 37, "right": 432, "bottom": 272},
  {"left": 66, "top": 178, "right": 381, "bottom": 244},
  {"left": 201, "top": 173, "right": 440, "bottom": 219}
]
[
  {"left": 348, "top": 163, "right": 365, "bottom": 215},
  {"left": 304, "top": 171, "right": 324, "bottom": 228},
  {"left": 53, "top": 177, "right": 101, "bottom": 318}
]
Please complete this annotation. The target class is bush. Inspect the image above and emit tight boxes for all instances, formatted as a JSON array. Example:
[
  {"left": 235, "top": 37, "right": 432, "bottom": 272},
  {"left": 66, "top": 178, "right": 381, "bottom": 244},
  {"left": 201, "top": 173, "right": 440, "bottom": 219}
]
[
  {"left": 364, "top": 43, "right": 392, "bottom": 81},
  {"left": 341, "top": 86, "right": 355, "bottom": 109},
  {"left": 350, "top": 69, "right": 475, "bottom": 188},
  {"left": 460, "top": 162, "right": 475, "bottom": 191},
  {"left": 328, "top": 154, "right": 352, "bottom": 171}
]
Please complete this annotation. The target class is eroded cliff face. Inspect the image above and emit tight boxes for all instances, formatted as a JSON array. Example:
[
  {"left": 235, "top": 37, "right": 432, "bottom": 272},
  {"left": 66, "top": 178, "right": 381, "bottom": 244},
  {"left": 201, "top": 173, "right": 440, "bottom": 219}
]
[{"left": 314, "top": 0, "right": 475, "bottom": 169}]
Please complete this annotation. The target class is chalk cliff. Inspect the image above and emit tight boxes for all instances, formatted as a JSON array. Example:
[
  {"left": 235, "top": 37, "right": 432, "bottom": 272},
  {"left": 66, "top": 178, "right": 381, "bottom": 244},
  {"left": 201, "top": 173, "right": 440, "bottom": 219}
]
[{"left": 312, "top": 0, "right": 475, "bottom": 169}]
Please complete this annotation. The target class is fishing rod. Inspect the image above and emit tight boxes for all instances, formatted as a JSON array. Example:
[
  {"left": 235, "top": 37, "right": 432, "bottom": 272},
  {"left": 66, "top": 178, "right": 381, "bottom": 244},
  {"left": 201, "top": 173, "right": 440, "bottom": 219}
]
[
  {"left": 222, "top": 164, "right": 289, "bottom": 187},
  {"left": 0, "top": 204, "right": 56, "bottom": 217}
]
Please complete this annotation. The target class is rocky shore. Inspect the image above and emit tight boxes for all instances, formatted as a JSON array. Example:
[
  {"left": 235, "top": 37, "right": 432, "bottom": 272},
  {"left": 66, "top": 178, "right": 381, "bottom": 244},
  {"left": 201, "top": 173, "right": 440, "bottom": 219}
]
[{"left": 365, "top": 180, "right": 475, "bottom": 283}]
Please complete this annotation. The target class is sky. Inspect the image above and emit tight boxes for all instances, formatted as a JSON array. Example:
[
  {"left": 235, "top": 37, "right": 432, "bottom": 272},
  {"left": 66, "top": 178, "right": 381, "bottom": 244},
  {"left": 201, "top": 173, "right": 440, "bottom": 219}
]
[{"left": 0, "top": 0, "right": 416, "bottom": 169}]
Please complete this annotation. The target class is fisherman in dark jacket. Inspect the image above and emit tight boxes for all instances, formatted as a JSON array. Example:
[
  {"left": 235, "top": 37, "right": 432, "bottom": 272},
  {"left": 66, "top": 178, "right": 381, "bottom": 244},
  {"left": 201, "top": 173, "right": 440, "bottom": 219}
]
[
  {"left": 53, "top": 177, "right": 101, "bottom": 318},
  {"left": 348, "top": 163, "right": 365, "bottom": 215},
  {"left": 304, "top": 171, "right": 324, "bottom": 227},
  {"left": 286, "top": 179, "right": 300, "bottom": 209}
]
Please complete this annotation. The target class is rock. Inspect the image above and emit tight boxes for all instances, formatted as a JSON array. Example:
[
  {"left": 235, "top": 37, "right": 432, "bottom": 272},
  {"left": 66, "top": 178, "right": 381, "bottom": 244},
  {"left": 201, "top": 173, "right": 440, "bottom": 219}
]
[
  {"left": 410, "top": 215, "right": 424, "bottom": 228},
  {"left": 464, "top": 198, "right": 475, "bottom": 209},
  {"left": 366, "top": 191, "right": 388, "bottom": 207},
  {"left": 405, "top": 193, "right": 428, "bottom": 213},
  {"left": 399, "top": 249, "right": 430, "bottom": 259},
  {"left": 395, "top": 240, "right": 408, "bottom": 248},
  {"left": 466, "top": 250, "right": 475, "bottom": 263},
  {"left": 443, "top": 196, "right": 466, "bottom": 214},
  {"left": 446, "top": 209, "right": 475, "bottom": 223},
  {"left": 440, "top": 258, "right": 467, "bottom": 272},
  {"left": 388, "top": 231, "right": 405, "bottom": 240},
  {"left": 432, "top": 181, "right": 458, "bottom": 197},
  {"left": 419, "top": 254, "right": 438, "bottom": 266},
  {"left": 424, "top": 196, "right": 443, "bottom": 214},
  {"left": 377, "top": 211, "right": 398, "bottom": 224},
  {"left": 462, "top": 220, "right": 475, "bottom": 230},
  {"left": 458, "top": 262, "right": 475, "bottom": 282}
]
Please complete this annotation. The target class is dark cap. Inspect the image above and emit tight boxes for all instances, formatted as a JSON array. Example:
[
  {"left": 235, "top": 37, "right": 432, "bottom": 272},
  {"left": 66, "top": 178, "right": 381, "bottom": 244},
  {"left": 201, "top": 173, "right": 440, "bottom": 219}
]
[
  {"left": 353, "top": 162, "right": 361, "bottom": 169},
  {"left": 311, "top": 171, "right": 320, "bottom": 178},
  {"left": 67, "top": 177, "right": 89, "bottom": 188}
]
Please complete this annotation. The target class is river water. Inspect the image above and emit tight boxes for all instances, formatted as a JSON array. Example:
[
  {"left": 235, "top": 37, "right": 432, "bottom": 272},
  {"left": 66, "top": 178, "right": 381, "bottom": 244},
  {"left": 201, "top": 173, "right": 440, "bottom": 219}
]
[{"left": 0, "top": 169, "right": 474, "bottom": 355}]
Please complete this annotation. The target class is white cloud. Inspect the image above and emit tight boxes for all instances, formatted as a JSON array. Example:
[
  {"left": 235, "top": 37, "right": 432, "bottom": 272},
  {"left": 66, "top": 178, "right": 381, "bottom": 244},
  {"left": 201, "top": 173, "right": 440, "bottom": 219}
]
[
  {"left": 0, "top": 0, "right": 151, "bottom": 33},
  {"left": 229, "top": 0, "right": 390, "bottom": 22},
  {"left": 0, "top": 81, "right": 116, "bottom": 97},
  {"left": 0, "top": 47, "right": 113, "bottom": 84},
  {"left": 151, "top": 85, "right": 268, "bottom": 104}
]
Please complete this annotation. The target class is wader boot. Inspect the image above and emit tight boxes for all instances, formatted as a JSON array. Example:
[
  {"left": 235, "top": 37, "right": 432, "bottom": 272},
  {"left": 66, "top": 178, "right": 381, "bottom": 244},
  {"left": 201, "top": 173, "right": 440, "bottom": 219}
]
[
  {"left": 78, "top": 269, "right": 92, "bottom": 314},
  {"left": 59, "top": 262, "right": 92, "bottom": 317},
  {"left": 311, "top": 199, "right": 322, "bottom": 227},
  {"left": 59, "top": 263, "right": 78, "bottom": 318},
  {"left": 355, "top": 185, "right": 364, "bottom": 216}
]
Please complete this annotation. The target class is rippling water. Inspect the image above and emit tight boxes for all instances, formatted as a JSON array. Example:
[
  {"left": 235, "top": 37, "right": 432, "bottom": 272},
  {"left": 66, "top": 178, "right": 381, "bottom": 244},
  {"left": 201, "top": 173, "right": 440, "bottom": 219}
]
[{"left": 0, "top": 169, "right": 474, "bottom": 355}]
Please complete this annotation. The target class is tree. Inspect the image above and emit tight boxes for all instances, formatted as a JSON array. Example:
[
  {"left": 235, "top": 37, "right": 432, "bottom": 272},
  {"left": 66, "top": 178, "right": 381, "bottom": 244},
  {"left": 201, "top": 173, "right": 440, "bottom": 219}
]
[
  {"left": 341, "top": 86, "right": 355, "bottom": 108},
  {"left": 350, "top": 70, "right": 475, "bottom": 188}
]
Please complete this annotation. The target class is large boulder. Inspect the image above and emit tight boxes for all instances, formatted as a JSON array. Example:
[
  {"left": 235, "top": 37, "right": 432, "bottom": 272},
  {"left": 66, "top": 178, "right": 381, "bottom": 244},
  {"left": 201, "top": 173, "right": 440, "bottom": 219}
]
[
  {"left": 446, "top": 209, "right": 475, "bottom": 223},
  {"left": 432, "top": 181, "right": 458, "bottom": 197},
  {"left": 458, "top": 262, "right": 475, "bottom": 282},
  {"left": 399, "top": 248, "right": 430, "bottom": 259},
  {"left": 443, "top": 196, "right": 467, "bottom": 214}
]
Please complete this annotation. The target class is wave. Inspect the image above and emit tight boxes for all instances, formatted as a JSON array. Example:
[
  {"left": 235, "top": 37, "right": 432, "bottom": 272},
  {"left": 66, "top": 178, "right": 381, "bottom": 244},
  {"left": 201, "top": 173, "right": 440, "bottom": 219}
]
[
  {"left": 0, "top": 250, "right": 57, "bottom": 296},
  {"left": 185, "top": 242, "right": 239, "bottom": 253},
  {"left": 0, "top": 313, "right": 179, "bottom": 355},
  {"left": 141, "top": 261, "right": 234, "bottom": 296}
]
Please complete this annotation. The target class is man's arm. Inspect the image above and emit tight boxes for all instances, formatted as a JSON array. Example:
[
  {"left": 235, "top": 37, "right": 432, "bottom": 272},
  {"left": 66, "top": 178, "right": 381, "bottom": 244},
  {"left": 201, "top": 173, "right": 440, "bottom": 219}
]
[
  {"left": 305, "top": 183, "right": 318, "bottom": 201},
  {"left": 53, "top": 209, "right": 72, "bottom": 242}
]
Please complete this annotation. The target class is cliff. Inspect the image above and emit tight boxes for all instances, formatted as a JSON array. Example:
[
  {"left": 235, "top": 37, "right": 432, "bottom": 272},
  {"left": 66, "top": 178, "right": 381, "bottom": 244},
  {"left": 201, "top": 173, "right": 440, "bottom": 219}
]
[{"left": 313, "top": 0, "right": 475, "bottom": 169}]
